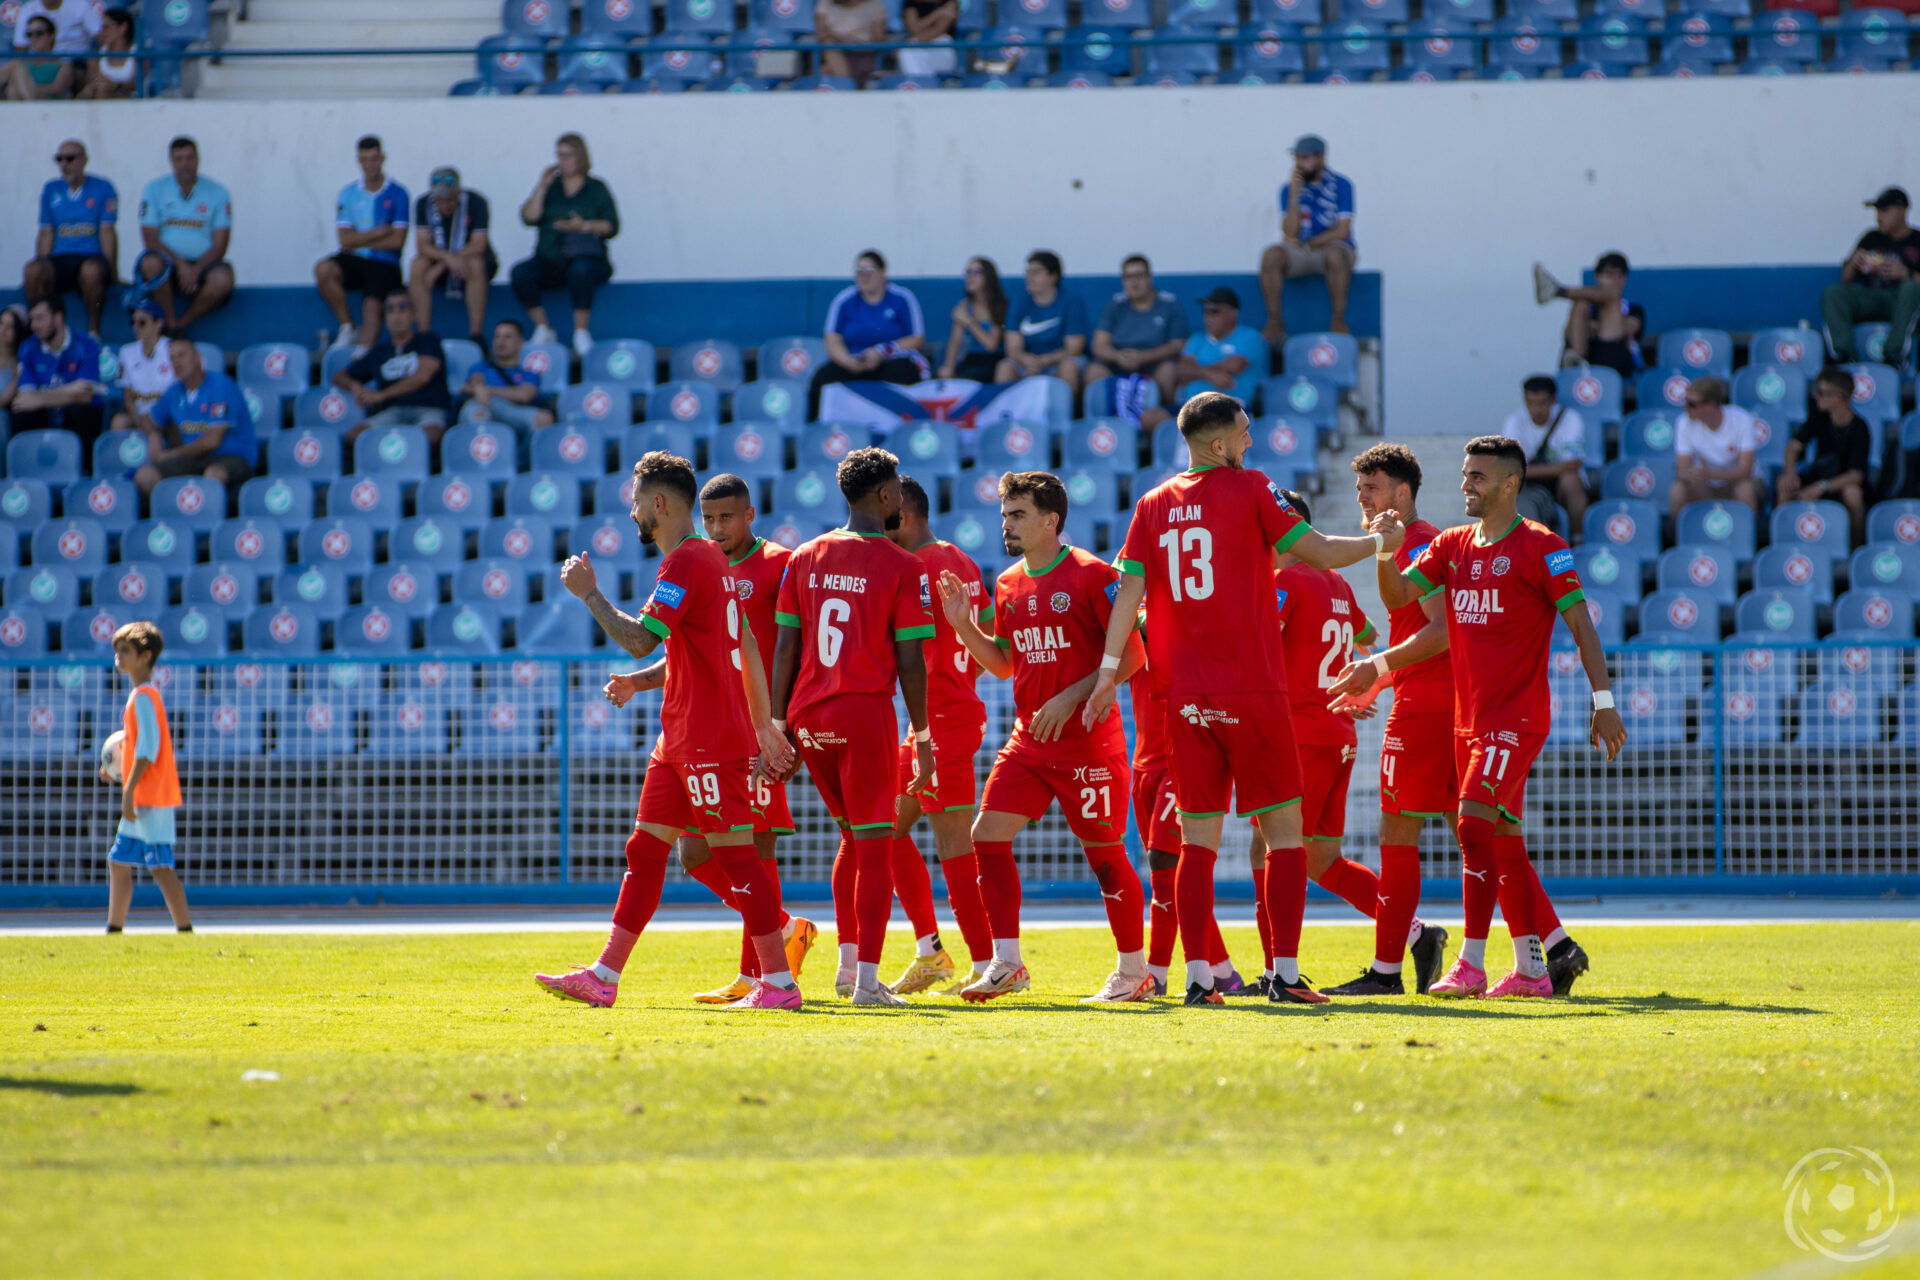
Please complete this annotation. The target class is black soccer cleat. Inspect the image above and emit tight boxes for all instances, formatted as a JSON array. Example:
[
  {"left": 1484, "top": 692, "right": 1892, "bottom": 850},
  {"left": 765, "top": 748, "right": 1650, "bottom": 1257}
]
[
  {"left": 1184, "top": 982, "right": 1225, "bottom": 1006},
  {"left": 1410, "top": 923, "right": 1450, "bottom": 995},
  {"left": 1546, "top": 937, "right": 1589, "bottom": 996},
  {"left": 1323, "top": 967, "right": 1406, "bottom": 997},
  {"left": 1267, "top": 977, "right": 1332, "bottom": 1005}
]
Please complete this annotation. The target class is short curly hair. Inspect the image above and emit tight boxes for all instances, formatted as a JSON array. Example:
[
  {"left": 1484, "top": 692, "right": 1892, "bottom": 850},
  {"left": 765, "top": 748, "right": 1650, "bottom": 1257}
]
[
  {"left": 1351, "top": 443, "right": 1423, "bottom": 499},
  {"left": 633, "top": 451, "right": 698, "bottom": 507},
  {"left": 837, "top": 446, "right": 900, "bottom": 504}
]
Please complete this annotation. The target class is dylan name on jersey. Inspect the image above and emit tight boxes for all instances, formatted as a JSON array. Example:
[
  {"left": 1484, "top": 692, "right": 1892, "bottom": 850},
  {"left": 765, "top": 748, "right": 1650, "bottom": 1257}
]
[{"left": 1452, "top": 588, "right": 1506, "bottom": 624}]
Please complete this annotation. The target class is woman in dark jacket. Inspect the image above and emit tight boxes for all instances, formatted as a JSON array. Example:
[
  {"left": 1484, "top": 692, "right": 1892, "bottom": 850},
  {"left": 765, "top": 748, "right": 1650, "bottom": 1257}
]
[{"left": 511, "top": 132, "right": 619, "bottom": 358}]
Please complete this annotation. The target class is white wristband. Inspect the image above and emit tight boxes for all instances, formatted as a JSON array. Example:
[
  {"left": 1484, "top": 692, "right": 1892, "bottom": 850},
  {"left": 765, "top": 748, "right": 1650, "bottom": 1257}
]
[
  {"left": 1371, "top": 653, "right": 1389, "bottom": 680},
  {"left": 1371, "top": 531, "right": 1385, "bottom": 555},
  {"left": 1591, "top": 691, "right": 1614, "bottom": 711},
  {"left": 913, "top": 726, "right": 932, "bottom": 744},
  {"left": 1099, "top": 654, "right": 1121, "bottom": 672},
  {"left": 772, "top": 719, "right": 787, "bottom": 733}
]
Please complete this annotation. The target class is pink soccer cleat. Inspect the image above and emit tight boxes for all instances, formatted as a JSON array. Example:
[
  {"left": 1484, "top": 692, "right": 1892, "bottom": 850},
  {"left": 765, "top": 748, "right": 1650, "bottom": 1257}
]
[
  {"left": 1484, "top": 969, "right": 1555, "bottom": 999},
  {"left": 534, "top": 966, "right": 617, "bottom": 1008},
  {"left": 725, "top": 979, "right": 803, "bottom": 1011},
  {"left": 1427, "top": 957, "right": 1488, "bottom": 999}
]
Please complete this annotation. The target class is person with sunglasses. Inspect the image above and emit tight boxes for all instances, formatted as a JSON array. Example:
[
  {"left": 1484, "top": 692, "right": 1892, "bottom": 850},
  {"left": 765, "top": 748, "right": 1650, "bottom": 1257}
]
[
  {"left": 22, "top": 139, "right": 117, "bottom": 338},
  {"left": 2, "top": 14, "right": 76, "bottom": 98},
  {"left": 111, "top": 298, "right": 176, "bottom": 438},
  {"left": 1669, "top": 376, "right": 1760, "bottom": 518}
]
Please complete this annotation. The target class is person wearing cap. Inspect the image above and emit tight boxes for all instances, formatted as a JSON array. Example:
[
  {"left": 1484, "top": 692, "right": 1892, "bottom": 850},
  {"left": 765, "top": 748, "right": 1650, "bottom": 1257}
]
[
  {"left": 135, "top": 136, "right": 235, "bottom": 335},
  {"left": 409, "top": 166, "right": 497, "bottom": 347},
  {"left": 1087, "top": 253, "right": 1190, "bottom": 414},
  {"left": 1259, "top": 134, "right": 1355, "bottom": 350},
  {"left": 1175, "top": 286, "right": 1268, "bottom": 409},
  {"left": 111, "top": 297, "right": 175, "bottom": 437},
  {"left": 1822, "top": 187, "right": 1920, "bottom": 368}
]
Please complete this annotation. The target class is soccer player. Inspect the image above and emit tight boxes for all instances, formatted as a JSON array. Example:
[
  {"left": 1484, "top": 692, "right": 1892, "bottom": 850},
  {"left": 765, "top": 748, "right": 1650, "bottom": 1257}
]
[
  {"left": 534, "top": 452, "right": 800, "bottom": 1011},
  {"left": 102, "top": 621, "right": 192, "bottom": 934},
  {"left": 1329, "top": 437, "right": 1626, "bottom": 998},
  {"left": 886, "top": 475, "right": 996, "bottom": 995},
  {"left": 769, "top": 448, "right": 938, "bottom": 1007},
  {"left": 1083, "top": 392, "right": 1404, "bottom": 1006},
  {"left": 938, "top": 472, "right": 1151, "bottom": 1004}
]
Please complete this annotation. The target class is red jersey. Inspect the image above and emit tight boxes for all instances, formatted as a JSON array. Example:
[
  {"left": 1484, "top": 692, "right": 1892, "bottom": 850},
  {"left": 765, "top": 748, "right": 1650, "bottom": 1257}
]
[
  {"left": 1129, "top": 665, "right": 1169, "bottom": 771},
  {"left": 992, "top": 545, "right": 1127, "bottom": 754},
  {"left": 1119, "top": 465, "right": 1309, "bottom": 696},
  {"left": 1275, "top": 562, "right": 1377, "bottom": 748},
  {"left": 728, "top": 536, "right": 790, "bottom": 683},
  {"left": 1406, "top": 517, "right": 1587, "bottom": 736},
  {"left": 776, "top": 529, "right": 935, "bottom": 724},
  {"left": 1385, "top": 517, "right": 1454, "bottom": 716},
  {"left": 639, "top": 536, "right": 755, "bottom": 762},
  {"left": 909, "top": 538, "right": 989, "bottom": 723}
]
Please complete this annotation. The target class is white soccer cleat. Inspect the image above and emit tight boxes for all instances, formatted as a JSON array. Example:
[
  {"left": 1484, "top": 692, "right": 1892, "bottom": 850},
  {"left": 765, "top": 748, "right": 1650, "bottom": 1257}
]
[
  {"left": 851, "top": 982, "right": 908, "bottom": 1007},
  {"left": 834, "top": 967, "right": 855, "bottom": 999},
  {"left": 1082, "top": 970, "right": 1156, "bottom": 1003},
  {"left": 959, "top": 958, "right": 1031, "bottom": 1004}
]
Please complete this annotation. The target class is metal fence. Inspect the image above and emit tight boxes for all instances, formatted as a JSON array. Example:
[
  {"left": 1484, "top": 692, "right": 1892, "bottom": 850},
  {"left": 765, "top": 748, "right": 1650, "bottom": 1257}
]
[{"left": 3, "top": 639, "right": 1916, "bottom": 899}]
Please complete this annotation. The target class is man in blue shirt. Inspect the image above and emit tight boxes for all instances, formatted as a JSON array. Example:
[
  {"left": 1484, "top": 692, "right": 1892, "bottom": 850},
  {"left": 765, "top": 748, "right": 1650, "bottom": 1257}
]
[
  {"left": 458, "top": 318, "right": 555, "bottom": 432},
  {"left": 135, "top": 136, "right": 236, "bottom": 335},
  {"left": 135, "top": 336, "right": 258, "bottom": 495},
  {"left": 1259, "top": 134, "right": 1355, "bottom": 348},
  {"left": 809, "top": 249, "right": 928, "bottom": 418},
  {"left": 12, "top": 297, "right": 107, "bottom": 447},
  {"left": 1175, "top": 287, "right": 1269, "bottom": 408},
  {"left": 996, "top": 249, "right": 1090, "bottom": 395},
  {"left": 313, "top": 135, "right": 410, "bottom": 355},
  {"left": 24, "top": 140, "right": 118, "bottom": 338},
  {"left": 335, "top": 293, "right": 451, "bottom": 445},
  {"left": 1087, "top": 254, "right": 1190, "bottom": 421}
]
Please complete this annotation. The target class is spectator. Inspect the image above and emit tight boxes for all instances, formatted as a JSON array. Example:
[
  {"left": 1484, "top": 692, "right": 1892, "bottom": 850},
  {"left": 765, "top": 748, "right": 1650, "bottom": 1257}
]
[
  {"left": 1670, "top": 375, "right": 1759, "bottom": 517},
  {"left": 1533, "top": 251, "right": 1646, "bottom": 380},
  {"left": 1822, "top": 187, "right": 1920, "bottom": 368},
  {"left": 314, "top": 135, "right": 410, "bottom": 354},
  {"left": 1, "top": 13, "right": 75, "bottom": 99},
  {"left": 11, "top": 0, "right": 101, "bottom": 53},
  {"left": 1501, "top": 373, "right": 1592, "bottom": 537},
  {"left": 1259, "top": 134, "right": 1355, "bottom": 347},
  {"left": 333, "top": 293, "right": 450, "bottom": 445},
  {"left": 111, "top": 298, "right": 175, "bottom": 437},
  {"left": 1779, "top": 367, "right": 1872, "bottom": 542},
  {"left": 133, "top": 337, "right": 258, "bottom": 497},
  {"left": 816, "top": 0, "right": 887, "bottom": 83},
  {"left": 12, "top": 296, "right": 106, "bottom": 450},
  {"left": 134, "top": 136, "right": 235, "bottom": 335},
  {"left": 409, "top": 167, "right": 496, "bottom": 347},
  {"left": 458, "top": 318, "right": 555, "bottom": 432},
  {"left": 898, "top": 0, "right": 959, "bottom": 77},
  {"left": 77, "top": 6, "right": 136, "bottom": 99},
  {"left": 809, "top": 249, "right": 927, "bottom": 417},
  {"left": 1174, "top": 286, "right": 1267, "bottom": 408},
  {"left": 1086, "top": 253, "right": 1189, "bottom": 412},
  {"left": 23, "top": 139, "right": 116, "bottom": 338},
  {"left": 0, "top": 305, "right": 26, "bottom": 426},
  {"left": 937, "top": 256, "right": 1006, "bottom": 382},
  {"left": 997, "top": 249, "right": 1088, "bottom": 394},
  {"left": 512, "top": 133, "right": 618, "bottom": 359}
]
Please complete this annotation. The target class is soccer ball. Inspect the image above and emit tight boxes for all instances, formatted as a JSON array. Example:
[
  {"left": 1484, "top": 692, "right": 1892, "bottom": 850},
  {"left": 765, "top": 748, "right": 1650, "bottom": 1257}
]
[{"left": 100, "top": 730, "right": 126, "bottom": 784}]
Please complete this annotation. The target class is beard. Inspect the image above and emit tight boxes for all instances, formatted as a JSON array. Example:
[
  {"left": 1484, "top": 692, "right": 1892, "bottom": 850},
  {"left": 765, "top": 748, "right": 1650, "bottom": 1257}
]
[
  {"left": 884, "top": 511, "right": 902, "bottom": 531},
  {"left": 637, "top": 514, "right": 657, "bottom": 545},
  {"left": 1002, "top": 534, "right": 1022, "bottom": 556}
]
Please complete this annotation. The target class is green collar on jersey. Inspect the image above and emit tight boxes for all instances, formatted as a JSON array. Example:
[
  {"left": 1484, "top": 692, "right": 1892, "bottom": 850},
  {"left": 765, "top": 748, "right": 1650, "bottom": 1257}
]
[
  {"left": 726, "top": 537, "right": 765, "bottom": 567},
  {"left": 835, "top": 527, "right": 887, "bottom": 538},
  {"left": 1473, "top": 515, "right": 1523, "bottom": 548},
  {"left": 1184, "top": 463, "right": 1219, "bottom": 474},
  {"left": 1019, "top": 545, "right": 1071, "bottom": 577}
]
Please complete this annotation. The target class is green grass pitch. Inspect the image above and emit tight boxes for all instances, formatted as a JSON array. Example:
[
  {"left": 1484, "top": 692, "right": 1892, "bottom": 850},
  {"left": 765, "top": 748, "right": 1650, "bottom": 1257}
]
[{"left": 3, "top": 922, "right": 1917, "bottom": 1278}]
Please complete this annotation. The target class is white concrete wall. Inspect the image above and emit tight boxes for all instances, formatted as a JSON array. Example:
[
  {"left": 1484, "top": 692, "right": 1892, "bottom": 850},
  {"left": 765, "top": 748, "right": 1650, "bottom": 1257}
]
[{"left": 7, "top": 77, "right": 1912, "bottom": 425}]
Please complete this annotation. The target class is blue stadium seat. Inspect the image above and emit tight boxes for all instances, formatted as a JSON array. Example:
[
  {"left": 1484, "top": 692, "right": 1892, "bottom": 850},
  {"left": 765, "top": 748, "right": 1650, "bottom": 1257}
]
[
  {"left": 1656, "top": 327, "right": 1734, "bottom": 379},
  {"left": 90, "top": 563, "right": 161, "bottom": 614},
  {"left": 1584, "top": 498, "right": 1661, "bottom": 571},
  {"left": 1749, "top": 329, "right": 1824, "bottom": 381},
  {"left": 92, "top": 429, "right": 152, "bottom": 477},
  {"left": 478, "top": 515, "right": 558, "bottom": 569},
  {"left": 515, "top": 341, "right": 571, "bottom": 395},
  {"left": 1063, "top": 30, "right": 1135, "bottom": 76},
  {"left": 620, "top": 424, "right": 701, "bottom": 471},
  {"left": 1839, "top": 363, "right": 1901, "bottom": 430},
  {"left": 1675, "top": 499, "right": 1756, "bottom": 565},
  {"left": 351, "top": 424, "right": 432, "bottom": 482},
  {"left": 1611, "top": 664, "right": 1689, "bottom": 745},
  {"left": 461, "top": 689, "right": 545, "bottom": 754},
  {"left": 296, "top": 517, "right": 377, "bottom": 576},
  {"left": 1834, "top": 586, "right": 1914, "bottom": 637},
  {"left": 29, "top": 517, "right": 109, "bottom": 573},
  {"left": 1282, "top": 333, "right": 1359, "bottom": 390},
  {"left": 1855, "top": 324, "right": 1917, "bottom": 374},
  {"left": 476, "top": 39, "right": 543, "bottom": 91},
  {"left": 1835, "top": 7, "right": 1908, "bottom": 62},
  {"left": 1247, "top": 416, "right": 1317, "bottom": 481},
  {"left": 1062, "top": 418, "right": 1138, "bottom": 469},
  {"left": 377, "top": 523, "right": 464, "bottom": 588},
  {"left": 6, "top": 564, "right": 80, "bottom": 615},
  {"left": 645, "top": 382, "right": 722, "bottom": 429},
  {"left": 1488, "top": 18, "right": 1565, "bottom": 71},
  {"left": 1601, "top": 456, "right": 1674, "bottom": 504},
  {"left": 710, "top": 424, "right": 785, "bottom": 480},
  {"left": 1401, "top": 20, "right": 1479, "bottom": 73},
  {"left": 209, "top": 517, "right": 289, "bottom": 571},
  {"left": 142, "top": 0, "right": 210, "bottom": 45},
  {"left": 0, "top": 479, "right": 55, "bottom": 558},
  {"left": 122, "top": 519, "right": 196, "bottom": 580},
  {"left": 1656, "top": 544, "right": 1736, "bottom": 608},
  {"left": 1817, "top": 636, "right": 1905, "bottom": 692},
  {"left": 364, "top": 694, "right": 450, "bottom": 755},
  {"left": 437, "top": 339, "right": 484, "bottom": 395},
  {"left": 365, "top": 561, "right": 444, "bottom": 619},
  {"left": 1852, "top": 542, "right": 1920, "bottom": 597},
  {"left": 0, "top": 695, "right": 79, "bottom": 758},
  {"left": 1770, "top": 500, "right": 1850, "bottom": 567},
  {"left": 428, "top": 602, "right": 505, "bottom": 654},
  {"left": 236, "top": 342, "right": 310, "bottom": 395},
  {"left": 1867, "top": 499, "right": 1920, "bottom": 546},
  {"left": 183, "top": 562, "right": 261, "bottom": 617},
  {"left": 330, "top": 603, "right": 411, "bottom": 657},
  {"left": 733, "top": 380, "right": 806, "bottom": 432},
  {"left": 930, "top": 510, "right": 1000, "bottom": 560},
  {"left": 559, "top": 35, "right": 633, "bottom": 87},
  {"left": 328, "top": 474, "right": 405, "bottom": 531},
  {"left": 1557, "top": 366, "right": 1622, "bottom": 424},
  {"left": 660, "top": 0, "right": 735, "bottom": 33},
  {"left": 1130, "top": 466, "right": 1179, "bottom": 506},
  {"left": 1559, "top": 59, "right": 1628, "bottom": 78},
  {"left": 150, "top": 476, "right": 226, "bottom": 535},
  {"left": 60, "top": 603, "right": 133, "bottom": 655},
  {"left": 455, "top": 558, "right": 535, "bottom": 611},
  {"left": 583, "top": 0, "right": 654, "bottom": 35},
  {"left": 518, "top": 600, "right": 598, "bottom": 652},
  {"left": 671, "top": 339, "right": 746, "bottom": 393},
  {"left": 1754, "top": 544, "right": 1834, "bottom": 606},
  {"left": 267, "top": 427, "right": 347, "bottom": 489},
  {"left": 1323, "top": 20, "right": 1391, "bottom": 73},
  {"left": 159, "top": 603, "right": 229, "bottom": 658},
  {"left": 789, "top": 75, "right": 859, "bottom": 90},
  {"left": 506, "top": 472, "right": 585, "bottom": 524},
  {"left": 1575, "top": 544, "right": 1642, "bottom": 603},
  {"left": 244, "top": 602, "right": 323, "bottom": 656},
  {"left": 1795, "top": 680, "right": 1885, "bottom": 745},
  {"left": 1730, "top": 364, "right": 1806, "bottom": 423},
  {"left": 177, "top": 696, "right": 270, "bottom": 760},
  {"left": 1235, "top": 24, "right": 1307, "bottom": 75},
  {"left": 501, "top": 0, "right": 569, "bottom": 38},
  {"left": 321, "top": 346, "right": 358, "bottom": 390},
  {"left": 1479, "top": 64, "right": 1545, "bottom": 81},
  {"left": 1261, "top": 374, "right": 1337, "bottom": 431},
  {"left": 979, "top": 420, "right": 1049, "bottom": 471},
  {"left": 274, "top": 563, "right": 351, "bottom": 619},
  {"left": 239, "top": 476, "right": 315, "bottom": 525},
  {"left": 409, "top": 477, "right": 490, "bottom": 539},
  {"left": 893, "top": 421, "right": 964, "bottom": 477},
  {"left": 1558, "top": 588, "right": 1626, "bottom": 646},
  {"left": 1250, "top": 0, "right": 1321, "bottom": 21},
  {"left": 1641, "top": 588, "right": 1719, "bottom": 641},
  {"left": 1059, "top": 465, "right": 1122, "bottom": 516},
  {"left": 558, "top": 382, "right": 635, "bottom": 428},
  {"left": 1735, "top": 587, "right": 1817, "bottom": 641},
  {"left": 756, "top": 337, "right": 829, "bottom": 385},
  {"left": 1619, "top": 408, "right": 1678, "bottom": 458},
  {"left": 7, "top": 429, "right": 83, "bottom": 487},
  {"left": 530, "top": 423, "right": 611, "bottom": 480},
  {"left": 568, "top": 686, "right": 637, "bottom": 749},
  {"left": 749, "top": 0, "right": 815, "bottom": 33},
  {"left": 1083, "top": 0, "right": 1153, "bottom": 25},
  {"left": 955, "top": 467, "right": 1012, "bottom": 515},
  {"left": 1648, "top": 54, "right": 1719, "bottom": 76},
  {"left": 1661, "top": 12, "right": 1736, "bottom": 62},
  {"left": 440, "top": 424, "right": 520, "bottom": 484},
  {"left": 796, "top": 423, "right": 874, "bottom": 470},
  {"left": 1638, "top": 366, "right": 1694, "bottom": 414},
  {"left": 567, "top": 515, "right": 645, "bottom": 572},
  {"left": 592, "top": 472, "right": 638, "bottom": 521},
  {"left": 1620, "top": 641, "right": 1709, "bottom": 691},
  {"left": 772, "top": 469, "right": 844, "bottom": 524},
  {"left": 0, "top": 603, "right": 52, "bottom": 658},
  {"left": 1391, "top": 65, "right": 1455, "bottom": 81},
  {"left": 275, "top": 691, "right": 358, "bottom": 754},
  {"left": 998, "top": 0, "right": 1069, "bottom": 28},
  {"left": 61, "top": 476, "right": 138, "bottom": 534},
  {"left": 1717, "top": 679, "right": 1787, "bottom": 744}
]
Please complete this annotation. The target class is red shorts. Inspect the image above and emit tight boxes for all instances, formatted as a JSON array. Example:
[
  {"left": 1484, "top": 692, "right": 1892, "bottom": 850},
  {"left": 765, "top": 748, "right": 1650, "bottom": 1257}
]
[
  {"left": 1166, "top": 691, "right": 1302, "bottom": 818},
  {"left": 638, "top": 752, "right": 759, "bottom": 837},
  {"left": 753, "top": 773, "right": 794, "bottom": 835},
  {"left": 897, "top": 714, "right": 985, "bottom": 812},
  {"left": 794, "top": 691, "right": 899, "bottom": 832},
  {"left": 1381, "top": 709, "right": 1460, "bottom": 818},
  {"left": 980, "top": 733, "right": 1130, "bottom": 846},
  {"left": 1131, "top": 765, "right": 1182, "bottom": 852},
  {"left": 1297, "top": 742, "right": 1356, "bottom": 840},
  {"left": 1454, "top": 729, "right": 1548, "bottom": 822}
]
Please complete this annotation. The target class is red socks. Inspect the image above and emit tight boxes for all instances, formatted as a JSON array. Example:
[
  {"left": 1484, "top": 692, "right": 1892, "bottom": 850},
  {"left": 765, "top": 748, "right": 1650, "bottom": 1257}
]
[
  {"left": 738, "top": 856, "right": 791, "bottom": 978},
  {"left": 891, "top": 836, "right": 940, "bottom": 941},
  {"left": 1375, "top": 844, "right": 1422, "bottom": 969},
  {"left": 1491, "top": 829, "right": 1538, "bottom": 939},
  {"left": 1174, "top": 842, "right": 1217, "bottom": 965},
  {"left": 1084, "top": 844, "right": 1143, "bottom": 953},
  {"left": 1458, "top": 815, "right": 1498, "bottom": 943},
  {"left": 604, "top": 829, "right": 671, "bottom": 969},
  {"left": 1262, "top": 846, "right": 1307, "bottom": 964},
  {"left": 831, "top": 831, "right": 858, "bottom": 953},
  {"left": 715, "top": 846, "right": 783, "bottom": 937},
  {"left": 1316, "top": 855, "right": 1380, "bottom": 919},
  {"left": 1250, "top": 860, "right": 1274, "bottom": 969},
  {"left": 852, "top": 835, "right": 895, "bottom": 965},
  {"left": 1147, "top": 863, "right": 1178, "bottom": 968},
  {"left": 1496, "top": 832, "right": 1562, "bottom": 939},
  {"left": 973, "top": 839, "right": 1021, "bottom": 939},
  {"left": 938, "top": 851, "right": 993, "bottom": 963}
]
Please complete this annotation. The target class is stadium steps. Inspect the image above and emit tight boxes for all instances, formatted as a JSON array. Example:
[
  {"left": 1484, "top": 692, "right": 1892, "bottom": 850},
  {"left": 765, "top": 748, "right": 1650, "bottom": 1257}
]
[{"left": 198, "top": 0, "right": 497, "bottom": 99}]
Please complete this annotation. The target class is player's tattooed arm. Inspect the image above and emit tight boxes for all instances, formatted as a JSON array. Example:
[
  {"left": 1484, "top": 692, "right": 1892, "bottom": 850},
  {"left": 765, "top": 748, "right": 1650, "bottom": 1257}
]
[
  {"left": 561, "top": 552, "right": 661, "bottom": 659},
  {"left": 939, "top": 569, "right": 1013, "bottom": 679},
  {"left": 1561, "top": 600, "right": 1627, "bottom": 763},
  {"left": 605, "top": 662, "right": 667, "bottom": 706}
]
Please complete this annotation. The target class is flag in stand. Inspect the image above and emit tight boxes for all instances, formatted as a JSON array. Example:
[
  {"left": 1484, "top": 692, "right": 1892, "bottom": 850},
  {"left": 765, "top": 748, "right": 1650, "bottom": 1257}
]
[{"left": 817, "top": 377, "right": 1057, "bottom": 432}]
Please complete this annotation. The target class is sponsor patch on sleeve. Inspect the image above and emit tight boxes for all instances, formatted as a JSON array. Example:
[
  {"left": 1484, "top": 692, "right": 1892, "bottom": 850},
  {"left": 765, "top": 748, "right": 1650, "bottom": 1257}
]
[
  {"left": 1104, "top": 580, "right": 1121, "bottom": 603},
  {"left": 1267, "top": 481, "right": 1293, "bottom": 511},
  {"left": 651, "top": 580, "right": 687, "bottom": 609},
  {"left": 1406, "top": 542, "right": 1430, "bottom": 564},
  {"left": 1274, "top": 587, "right": 1288, "bottom": 611},
  {"left": 919, "top": 574, "right": 931, "bottom": 610},
  {"left": 1545, "top": 549, "right": 1575, "bottom": 576}
]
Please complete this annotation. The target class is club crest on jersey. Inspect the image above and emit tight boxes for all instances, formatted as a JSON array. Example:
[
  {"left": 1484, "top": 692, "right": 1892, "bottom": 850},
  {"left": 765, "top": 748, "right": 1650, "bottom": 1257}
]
[
  {"left": 652, "top": 580, "right": 686, "bottom": 609},
  {"left": 1545, "top": 549, "right": 1575, "bottom": 576},
  {"left": 1049, "top": 591, "right": 1070, "bottom": 613},
  {"left": 736, "top": 578, "right": 754, "bottom": 601},
  {"left": 1490, "top": 556, "right": 1510, "bottom": 575}
]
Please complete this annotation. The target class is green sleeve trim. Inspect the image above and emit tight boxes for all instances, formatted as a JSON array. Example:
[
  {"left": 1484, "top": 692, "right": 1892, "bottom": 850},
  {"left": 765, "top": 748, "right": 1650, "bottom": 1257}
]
[
  {"left": 977, "top": 605, "right": 994, "bottom": 624},
  {"left": 1405, "top": 566, "right": 1438, "bottom": 596},
  {"left": 896, "top": 625, "right": 936, "bottom": 641},
  {"left": 1272, "top": 523, "right": 1309, "bottom": 555},
  {"left": 775, "top": 611, "right": 801, "bottom": 628},
  {"left": 1355, "top": 620, "right": 1377, "bottom": 646},
  {"left": 640, "top": 615, "right": 672, "bottom": 640},
  {"left": 994, "top": 636, "right": 1012, "bottom": 649},
  {"left": 1554, "top": 588, "right": 1587, "bottom": 613},
  {"left": 1119, "top": 558, "right": 1144, "bottom": 577},
  {"left": 1419, "top": 585, "right": 1444, "bottom": 603}
]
